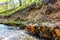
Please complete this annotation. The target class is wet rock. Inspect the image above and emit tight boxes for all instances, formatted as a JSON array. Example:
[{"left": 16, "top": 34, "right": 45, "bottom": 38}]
[{"left": 49, "top": 0, "right": 57, "bottom": 4}]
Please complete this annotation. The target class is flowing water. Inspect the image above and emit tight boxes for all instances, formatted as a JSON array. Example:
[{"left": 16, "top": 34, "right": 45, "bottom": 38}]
[{"left": 0, "top": 24, "right": 39, "bottom": 40}]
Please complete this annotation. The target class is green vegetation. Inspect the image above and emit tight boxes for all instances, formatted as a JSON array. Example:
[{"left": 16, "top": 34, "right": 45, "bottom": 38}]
[
  {"left": 0, "top": 0, "right": 19, "bottom": 13},
  {"left": 0, "top": 0, "right": 11, "bottom": 2},
  {"left": 0, "top": 0, "right": 43, "bottom": 16}
]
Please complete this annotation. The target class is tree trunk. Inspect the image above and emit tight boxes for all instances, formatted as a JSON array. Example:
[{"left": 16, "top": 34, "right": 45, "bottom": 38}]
[{"left": 19, "top": 0, "right": 22, "bottom": 6}]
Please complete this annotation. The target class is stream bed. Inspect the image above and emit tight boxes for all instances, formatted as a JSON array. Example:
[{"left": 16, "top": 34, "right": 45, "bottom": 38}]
[{"left": 0, "top": 24, "right": 39, "bottom": 40}]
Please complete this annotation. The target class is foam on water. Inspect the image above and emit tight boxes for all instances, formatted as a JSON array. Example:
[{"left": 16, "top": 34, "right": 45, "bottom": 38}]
[{"left": 0, "top": 24, "right": 39, "bottom": 40}]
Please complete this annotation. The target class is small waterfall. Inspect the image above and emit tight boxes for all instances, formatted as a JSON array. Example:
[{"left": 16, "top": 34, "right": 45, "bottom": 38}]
[{"left": 0, "top": 24, "right": 39, "bottom": 40}]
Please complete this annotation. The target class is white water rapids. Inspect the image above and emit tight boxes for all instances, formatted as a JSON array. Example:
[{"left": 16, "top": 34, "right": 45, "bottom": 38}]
[{"left": 0, "top": 24, "right": 39, "bottom": 40}]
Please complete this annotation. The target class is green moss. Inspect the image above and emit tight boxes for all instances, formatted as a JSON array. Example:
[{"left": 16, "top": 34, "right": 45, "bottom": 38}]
[
  {"left": 0, "top": 0, "right": 43, "bottom": 16},
  {"left": 0, "top": 4, "right": 31, "bottom": 16}
]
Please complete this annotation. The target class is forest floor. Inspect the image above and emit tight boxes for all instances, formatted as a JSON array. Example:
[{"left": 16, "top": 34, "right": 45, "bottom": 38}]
[{"left": 0, "top": 0, "right": 60, "bottom": 25}]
